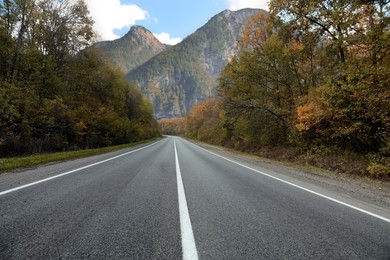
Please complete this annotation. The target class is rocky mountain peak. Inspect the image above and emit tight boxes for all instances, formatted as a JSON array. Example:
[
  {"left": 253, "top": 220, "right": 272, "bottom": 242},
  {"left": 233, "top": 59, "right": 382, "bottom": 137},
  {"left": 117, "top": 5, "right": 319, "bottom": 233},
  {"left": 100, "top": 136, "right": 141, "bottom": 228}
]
[
  {"left": 127, "top": 25, "right": 149, "bottom": 34},
  {"left": 90, "top": 26, "right": 168, "bottom": 74},
  {"left": 124, "top": 26, "right": 164, "bottom": 48}
]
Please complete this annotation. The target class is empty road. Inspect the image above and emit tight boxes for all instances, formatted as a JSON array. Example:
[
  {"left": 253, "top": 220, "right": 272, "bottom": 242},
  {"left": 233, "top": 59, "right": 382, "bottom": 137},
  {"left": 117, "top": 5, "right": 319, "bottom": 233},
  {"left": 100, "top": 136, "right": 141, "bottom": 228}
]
[{"left": 0, "top": 136, "right": 389, "bottom": 259}]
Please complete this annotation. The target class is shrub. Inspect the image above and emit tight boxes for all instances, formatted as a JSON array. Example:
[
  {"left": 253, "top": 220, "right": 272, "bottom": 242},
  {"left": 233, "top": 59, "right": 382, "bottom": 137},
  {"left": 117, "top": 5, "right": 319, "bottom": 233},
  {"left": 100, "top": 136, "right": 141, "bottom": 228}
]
[{"left": 367, "top": 163, "right": 390, "bottom": 179}]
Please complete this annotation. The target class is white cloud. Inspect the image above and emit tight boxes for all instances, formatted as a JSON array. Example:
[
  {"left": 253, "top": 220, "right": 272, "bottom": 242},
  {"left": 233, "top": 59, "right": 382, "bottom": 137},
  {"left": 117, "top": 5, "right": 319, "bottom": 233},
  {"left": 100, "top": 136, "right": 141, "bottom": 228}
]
[
  {"left": 153, "top": 32, "right": 182, "bottom": 45},
  {"left": 85, "top": 0, "right": 148, "bottom": 40},
  {"left": 227, "top": 0, "right": 269, "bottom": 11}
]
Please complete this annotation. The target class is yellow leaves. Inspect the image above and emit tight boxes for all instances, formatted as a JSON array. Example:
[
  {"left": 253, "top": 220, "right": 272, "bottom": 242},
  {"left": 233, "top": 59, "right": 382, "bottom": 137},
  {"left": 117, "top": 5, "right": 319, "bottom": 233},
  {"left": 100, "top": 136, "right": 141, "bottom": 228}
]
[
  {"left": 185, "top": 99, "right": 225, "bottom": 143},
  {"left": 289, "top": 38, "right": 304, "bottom": 54},
  {"left": 240, "top": 11, "right": 269, "bottom": 49}
]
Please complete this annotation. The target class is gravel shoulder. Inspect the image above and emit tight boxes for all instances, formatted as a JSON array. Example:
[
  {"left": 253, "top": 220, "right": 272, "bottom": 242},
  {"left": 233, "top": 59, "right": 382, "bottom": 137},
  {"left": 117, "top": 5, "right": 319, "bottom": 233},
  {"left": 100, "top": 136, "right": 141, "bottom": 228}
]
[{"left": 192, "top": 140, "right": 390, "bottom": 215}]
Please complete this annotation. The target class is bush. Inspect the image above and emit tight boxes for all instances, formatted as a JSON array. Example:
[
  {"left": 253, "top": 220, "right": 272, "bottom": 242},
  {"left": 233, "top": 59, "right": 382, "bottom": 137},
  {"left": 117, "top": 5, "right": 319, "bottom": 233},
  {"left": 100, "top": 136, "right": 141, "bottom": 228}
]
[{"left": 367, "top": 163, "right": 390, "bottom": 179}]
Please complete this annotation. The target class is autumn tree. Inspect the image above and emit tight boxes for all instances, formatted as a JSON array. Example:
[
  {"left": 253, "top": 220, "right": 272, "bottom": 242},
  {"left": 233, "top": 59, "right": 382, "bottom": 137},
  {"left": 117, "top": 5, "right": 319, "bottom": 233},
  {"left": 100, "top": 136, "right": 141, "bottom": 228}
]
[
  {"left": 180, "top": 1, "right": 389, "bottom": 176},
  {"left": 185, "top": 99, "right": 225, "bottom": 144},
  {"left": 158, "top": 118, "right": 186, "bottom": 136},
  {"left": 279, "top": 0, "right": 390, "bottom": 153},
  {"left": 218, "top": 9, "right": 321, "bottom": 147}
]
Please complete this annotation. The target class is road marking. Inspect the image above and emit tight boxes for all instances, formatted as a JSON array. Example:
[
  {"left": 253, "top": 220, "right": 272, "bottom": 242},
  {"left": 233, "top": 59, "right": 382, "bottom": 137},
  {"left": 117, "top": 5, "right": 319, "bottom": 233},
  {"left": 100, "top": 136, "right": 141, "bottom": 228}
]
[
  {"left": 184, "top": 139, "right": 390, "bottom": 224},
  {"left": 0, "top": 140, "right": 164, "bottom": 196},
  {"left": 174, "top": 138, "right": 199, "bottom": 260}
]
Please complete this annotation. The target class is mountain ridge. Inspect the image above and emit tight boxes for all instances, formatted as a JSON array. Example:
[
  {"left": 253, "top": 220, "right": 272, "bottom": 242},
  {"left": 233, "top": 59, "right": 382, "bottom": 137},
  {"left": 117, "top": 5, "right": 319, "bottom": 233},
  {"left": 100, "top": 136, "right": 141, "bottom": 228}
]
[
  {"left": 91, "top": 25, "right": 169, "bottom": 73},
  {"left": 93, "top": 8, "right": 264, "bottom": 118}
]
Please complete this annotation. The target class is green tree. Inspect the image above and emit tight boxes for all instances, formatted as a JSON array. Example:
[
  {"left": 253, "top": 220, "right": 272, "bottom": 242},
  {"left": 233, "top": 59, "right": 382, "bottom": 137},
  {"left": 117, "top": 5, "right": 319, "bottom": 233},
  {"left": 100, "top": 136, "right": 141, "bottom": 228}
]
[
  {"left": 0, "top": 1, "right": 159, "bottom": 156},
  {"left": 36, "top": 0, "right": 94, "bottom": 66}
]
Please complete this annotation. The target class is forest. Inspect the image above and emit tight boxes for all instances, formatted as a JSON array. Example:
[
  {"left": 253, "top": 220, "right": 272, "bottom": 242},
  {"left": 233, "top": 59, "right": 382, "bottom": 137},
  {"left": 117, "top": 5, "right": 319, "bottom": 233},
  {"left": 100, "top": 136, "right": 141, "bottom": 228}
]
[
  {"left": 0, "top": 0, "right": 160, "bottom": 157},
  {"left": 159, "top": 0, "right": 390, "bottom": 179}
]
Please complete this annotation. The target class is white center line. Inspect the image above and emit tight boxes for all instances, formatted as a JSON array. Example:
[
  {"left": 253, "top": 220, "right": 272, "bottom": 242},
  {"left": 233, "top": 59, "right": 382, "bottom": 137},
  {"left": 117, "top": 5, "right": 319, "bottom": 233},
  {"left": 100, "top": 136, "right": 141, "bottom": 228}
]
[
  {"left": 174, "top": 138, "right": 199, "bottom": 260},
  {"left": 0, "top": 140, "right": 164, "bottom": 196}
]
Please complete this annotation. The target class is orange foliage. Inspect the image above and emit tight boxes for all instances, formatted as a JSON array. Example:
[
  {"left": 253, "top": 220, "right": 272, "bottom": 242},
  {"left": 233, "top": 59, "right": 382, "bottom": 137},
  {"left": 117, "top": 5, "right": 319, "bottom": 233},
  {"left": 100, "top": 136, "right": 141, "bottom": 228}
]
[
  {"left": 185, "top": 99, "right": 225, "bottom": 144},
  {"left": 157, "top": 118, "right": 186, "bottom": 135},
  {"left": 240, "top": 11, "right": 269, "bottom": 49},
  {"left": 295, "top": 102, "right": 323, "bottom": 132}
]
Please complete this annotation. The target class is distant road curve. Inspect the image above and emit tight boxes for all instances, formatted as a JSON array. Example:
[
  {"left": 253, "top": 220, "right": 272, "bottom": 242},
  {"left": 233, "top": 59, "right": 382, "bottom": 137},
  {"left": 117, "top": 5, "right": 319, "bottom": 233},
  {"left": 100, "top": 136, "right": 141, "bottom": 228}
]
[{"left": 0, "top": 136, "right": 389, "bottom": 259}]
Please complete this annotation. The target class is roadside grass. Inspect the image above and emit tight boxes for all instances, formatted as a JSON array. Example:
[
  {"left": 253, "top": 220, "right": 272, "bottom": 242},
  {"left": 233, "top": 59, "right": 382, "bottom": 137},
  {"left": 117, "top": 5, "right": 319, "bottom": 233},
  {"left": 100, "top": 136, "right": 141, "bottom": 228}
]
[{"left": 0, "top": 138, "right": 161, "bottom": 173}]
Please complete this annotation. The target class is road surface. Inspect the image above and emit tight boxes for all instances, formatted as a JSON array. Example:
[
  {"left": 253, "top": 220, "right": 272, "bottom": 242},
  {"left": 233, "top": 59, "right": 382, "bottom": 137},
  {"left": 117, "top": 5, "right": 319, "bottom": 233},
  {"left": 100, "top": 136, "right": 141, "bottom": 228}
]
[{"left": 0, "top": 136, "right": 389, "bottom": 259}]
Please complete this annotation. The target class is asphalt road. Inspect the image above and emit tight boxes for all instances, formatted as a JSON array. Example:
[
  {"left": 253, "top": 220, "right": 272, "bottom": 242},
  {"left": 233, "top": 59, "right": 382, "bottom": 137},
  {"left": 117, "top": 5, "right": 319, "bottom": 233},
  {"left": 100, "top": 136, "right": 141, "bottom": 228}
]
[{"left": 0, "top": 136, "right": 389, "bottom": 259}]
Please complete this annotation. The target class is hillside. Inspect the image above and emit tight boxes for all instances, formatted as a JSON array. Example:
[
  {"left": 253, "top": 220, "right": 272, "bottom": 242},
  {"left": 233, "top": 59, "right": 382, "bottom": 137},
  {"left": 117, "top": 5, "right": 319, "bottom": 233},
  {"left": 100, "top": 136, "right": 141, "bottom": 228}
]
[
  {"left": 91, "top": 26, "right": 169, "bottom": 74},
  {"left": 126, "top": 9, "right": 263, "bottom": 118},
  {"left": 91, "top": 9, "right": 263, "bottom": 118}
]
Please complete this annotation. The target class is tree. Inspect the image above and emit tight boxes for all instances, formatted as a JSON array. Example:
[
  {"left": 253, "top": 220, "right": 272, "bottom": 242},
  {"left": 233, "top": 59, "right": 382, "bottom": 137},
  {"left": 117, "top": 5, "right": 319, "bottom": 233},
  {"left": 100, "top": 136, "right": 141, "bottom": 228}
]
[
  {"left": 0, "top": 1, "right": 159, "bottom": 156},
  {"left": 271, "top": 0, "right": 361, "bottom": 64},
  {"left": 36, "top": 0, "right": 94, "bottom": 65},
  {"left": 270, "top": 0, "right": 390, "bottom": 69},
  {"left": 281, "top": 0, "right": 390, "bottom": 152},
  {"left": 240, "top": 10, "right": 269, "bottom": 49},
  {"left": 2, "top": 0, "right": 37, "bottom": 83},
  {"left": 185, "top": 99, "right": 225, "bottom": 144},
  {"left": 296, "top": 50, "right": 390, "bottom": 153},
  {"left": 218, "top": 10, "right": 315, "bottom": 147},
  {"left": 0, "top": 16, "right": 14, "bottom": 80}
]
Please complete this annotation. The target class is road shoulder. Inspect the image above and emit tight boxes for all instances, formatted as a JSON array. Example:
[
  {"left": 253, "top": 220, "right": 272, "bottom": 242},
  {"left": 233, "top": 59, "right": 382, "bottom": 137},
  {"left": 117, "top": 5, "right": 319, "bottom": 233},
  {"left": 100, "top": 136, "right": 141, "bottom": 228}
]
[{"left": 189, "top": 140, "right": 390, "bottom": 216}]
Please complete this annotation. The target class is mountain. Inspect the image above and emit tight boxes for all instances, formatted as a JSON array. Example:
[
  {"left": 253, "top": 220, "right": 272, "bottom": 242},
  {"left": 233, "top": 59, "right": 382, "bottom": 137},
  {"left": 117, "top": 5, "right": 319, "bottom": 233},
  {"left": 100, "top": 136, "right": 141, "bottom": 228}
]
[
  {"left": 93, "top": 8, "right": 263, "bottom": 118},
  {"left": 91, "top": 26, "right": 169, "bottom": 73}
]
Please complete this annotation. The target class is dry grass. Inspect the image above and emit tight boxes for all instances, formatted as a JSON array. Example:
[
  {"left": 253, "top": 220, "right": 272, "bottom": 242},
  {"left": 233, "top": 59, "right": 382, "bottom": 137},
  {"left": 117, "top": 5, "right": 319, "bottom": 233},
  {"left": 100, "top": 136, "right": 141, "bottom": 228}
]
[{"left": 237, "top": 145, "right": 390, "bottom": 181}]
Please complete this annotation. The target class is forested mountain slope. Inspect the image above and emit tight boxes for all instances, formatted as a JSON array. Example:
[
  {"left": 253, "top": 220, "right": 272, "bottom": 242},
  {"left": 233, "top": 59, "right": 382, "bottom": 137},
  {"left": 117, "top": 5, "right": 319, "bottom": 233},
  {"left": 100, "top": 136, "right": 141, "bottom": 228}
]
[
  {"left": 126, "top": 9, "right": 262, "bottom": 118},
  {"left": 91, "top": 26, "right": 169, "bottom": 74},
  {"left": 92, "top": 8, "right": 262, "bottom": 118}
]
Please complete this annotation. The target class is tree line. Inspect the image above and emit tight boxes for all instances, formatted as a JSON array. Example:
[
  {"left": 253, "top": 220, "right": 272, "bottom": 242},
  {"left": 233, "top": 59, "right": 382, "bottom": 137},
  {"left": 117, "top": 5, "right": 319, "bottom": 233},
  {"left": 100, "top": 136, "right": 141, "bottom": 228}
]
[
  {"left": 0, "top": 0, "right": 159, "bottom": 157},
  {"left": 159, "top": 0, "right": 390, "bottom": 178}
]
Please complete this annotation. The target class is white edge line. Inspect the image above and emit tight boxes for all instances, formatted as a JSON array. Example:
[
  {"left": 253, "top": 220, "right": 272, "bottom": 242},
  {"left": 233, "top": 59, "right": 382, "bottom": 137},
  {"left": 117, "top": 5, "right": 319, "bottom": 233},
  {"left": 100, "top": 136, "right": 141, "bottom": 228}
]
[
  {"left": 184, "top": 139, "right": 390, "bottom": 224},
  {"left": 0, "top": 140, "right": 164, "bottom": 196},
  {"left": 174, "top": 138, "right": 199, "bottom": 260}
]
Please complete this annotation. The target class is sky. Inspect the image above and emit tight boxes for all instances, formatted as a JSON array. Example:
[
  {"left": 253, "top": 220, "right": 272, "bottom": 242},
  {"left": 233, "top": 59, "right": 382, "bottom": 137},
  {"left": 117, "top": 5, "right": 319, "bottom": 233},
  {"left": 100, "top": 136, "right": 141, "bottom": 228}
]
[{"left": 84, "top": 0, "right": 270, "bottom": 45}]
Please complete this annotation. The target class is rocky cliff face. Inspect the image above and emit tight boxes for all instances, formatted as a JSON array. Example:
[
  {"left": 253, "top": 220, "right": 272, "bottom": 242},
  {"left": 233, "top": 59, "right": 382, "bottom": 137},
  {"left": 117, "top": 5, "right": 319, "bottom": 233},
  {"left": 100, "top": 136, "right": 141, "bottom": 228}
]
[
  {"left": 202, "top": 9, "right": 261, "bottom": 80},
  {"left": 91, "top": 26, "right": 169, "bottom": 73},
  {"left": 93, "top": 8, "right": 264, "bottom": 118}
]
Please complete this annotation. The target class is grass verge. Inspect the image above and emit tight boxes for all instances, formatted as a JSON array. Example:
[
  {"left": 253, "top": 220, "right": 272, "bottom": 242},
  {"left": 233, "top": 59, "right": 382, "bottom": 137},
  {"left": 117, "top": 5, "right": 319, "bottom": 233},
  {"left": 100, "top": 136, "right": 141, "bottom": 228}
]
[{"left": 0, "top": 138, "right": 161, "bottom": 173}]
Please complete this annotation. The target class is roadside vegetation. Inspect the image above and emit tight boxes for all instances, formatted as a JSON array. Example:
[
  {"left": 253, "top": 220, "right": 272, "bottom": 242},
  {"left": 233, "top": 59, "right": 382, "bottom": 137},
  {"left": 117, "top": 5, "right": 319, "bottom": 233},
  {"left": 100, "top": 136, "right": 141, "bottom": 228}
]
[
  {"left": 0, "top": 138, "right": 160, "bottom": 173},
  {"left": 158, "top": 0, "right": 390, "bottom": 180},
  {"left": 0, "top": 0, "right": 160, "bottom": 158}
]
